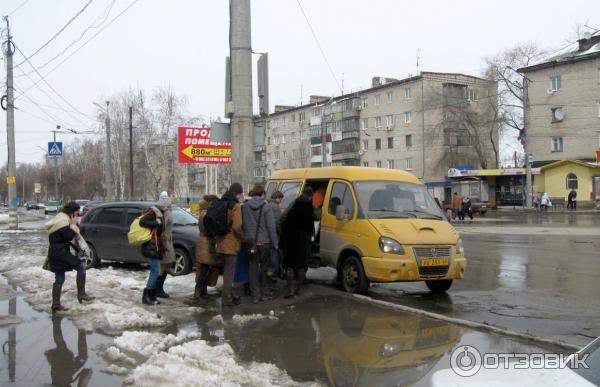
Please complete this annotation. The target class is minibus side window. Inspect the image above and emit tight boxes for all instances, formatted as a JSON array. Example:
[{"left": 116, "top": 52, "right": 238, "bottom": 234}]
[
  {"left": 328, "top": 182, "right": 355, "bottom": 218},
  {"left": 280, "top": 181, "right": 301, "bottom": 210},
  {"left": 265, "top": 181, "right": 277, "bottom": 199}
]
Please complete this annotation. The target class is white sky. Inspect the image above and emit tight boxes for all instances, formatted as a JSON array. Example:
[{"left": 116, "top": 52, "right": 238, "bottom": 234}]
[{"left": 1, "top": 0, "right": 599, "bottom": 165}]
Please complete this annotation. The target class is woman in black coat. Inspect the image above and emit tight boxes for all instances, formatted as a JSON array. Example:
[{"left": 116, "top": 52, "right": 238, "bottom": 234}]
[
  {"left": 45, "top": 202, "right": 95, "bottom": 313},
  {"left": 280, "top": 187, "right": 315, "bottom": 298}
]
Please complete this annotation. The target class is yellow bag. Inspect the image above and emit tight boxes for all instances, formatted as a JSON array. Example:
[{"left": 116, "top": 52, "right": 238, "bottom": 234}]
[{"left": 127, "top": 216, "right": 152, "bottom": 245}]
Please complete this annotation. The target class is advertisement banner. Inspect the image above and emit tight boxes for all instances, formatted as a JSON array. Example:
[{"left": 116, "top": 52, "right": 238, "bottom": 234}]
[{"left": 177, "top": 126, "right": 232, "bottom": 164}]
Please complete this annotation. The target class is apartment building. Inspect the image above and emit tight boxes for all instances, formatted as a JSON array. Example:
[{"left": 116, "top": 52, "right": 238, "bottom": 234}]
[
  {"left": 255, "top": 72, "right": 498, "bottom": 201},
  {"left": 518, "top": 32, "right": 600, "bottom": 163}
]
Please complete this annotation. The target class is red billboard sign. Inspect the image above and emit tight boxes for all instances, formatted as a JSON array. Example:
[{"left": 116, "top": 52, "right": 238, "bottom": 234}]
[{"left": 177, "top": 126, "right": 232, "bottom": 164}]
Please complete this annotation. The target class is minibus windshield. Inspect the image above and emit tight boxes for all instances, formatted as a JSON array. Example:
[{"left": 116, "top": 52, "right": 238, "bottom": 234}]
[{"left": 354, "top": 181, "right": 444, "bottom": 220}]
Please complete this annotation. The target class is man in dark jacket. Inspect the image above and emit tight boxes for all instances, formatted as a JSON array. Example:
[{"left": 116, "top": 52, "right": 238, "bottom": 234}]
[
  {"left": 280, "top": 187, "right": 315, "bottom": 298},
  {"left": 45, "top": 202, "right": 95, "bottom": 313},
  {"left": 139, "top": 206, "right": 163, "bottom": 305},
  {"left": 242, "top": 186, "right": 279, "bottom": 303}
]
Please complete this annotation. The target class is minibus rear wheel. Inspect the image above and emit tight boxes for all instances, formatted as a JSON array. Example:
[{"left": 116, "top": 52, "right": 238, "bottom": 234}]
[
  {"left": 342, "top": 256, "right": 369, "bottom": 294},
  {"left": 425, "top": 280, "right": 453, "bottom": 293}
]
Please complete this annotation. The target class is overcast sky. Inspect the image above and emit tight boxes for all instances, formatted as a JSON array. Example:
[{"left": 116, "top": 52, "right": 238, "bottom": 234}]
[{"left": 1, "top": 0, "right": 599, "bottom": 166}]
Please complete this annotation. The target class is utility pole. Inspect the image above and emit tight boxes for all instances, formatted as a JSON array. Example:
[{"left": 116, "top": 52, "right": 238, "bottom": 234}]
[
  {"left": 129, "top": 106, "right": 134, "bottom": 200},
  {"left": 3, "top": 16, "right": 17, "bottom": 229},
  {"left": 104, "top": 101, "right": 113, "bottom": 201},
  {"left": 524, "top": 78, "right": 532, "bottom": 209},
  {"left": 229, "top": 0, "right": 254, "bottom": 192}
]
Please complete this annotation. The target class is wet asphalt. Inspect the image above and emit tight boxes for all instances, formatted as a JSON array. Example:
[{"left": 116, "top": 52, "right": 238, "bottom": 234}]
[{"left": 0, "top": 210, "right": 597, "bottom": 386}]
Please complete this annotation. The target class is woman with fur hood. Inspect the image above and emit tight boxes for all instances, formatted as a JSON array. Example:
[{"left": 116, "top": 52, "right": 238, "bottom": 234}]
[{"left": 45, "top": 201, "right": 95, "bottom": 313}]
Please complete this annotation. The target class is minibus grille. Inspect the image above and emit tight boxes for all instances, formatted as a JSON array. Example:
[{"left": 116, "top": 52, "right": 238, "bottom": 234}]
[
  {"left": 414, "top": 247, "right": 451, "bottom": 276},
  {"left": 418, "top": 266, "right": 449, "bottom": 276}
]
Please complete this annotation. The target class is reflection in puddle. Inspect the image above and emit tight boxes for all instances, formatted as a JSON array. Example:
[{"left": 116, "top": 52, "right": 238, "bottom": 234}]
[{"left": 47, "top": 316, "right": 93, "bottom": 386}]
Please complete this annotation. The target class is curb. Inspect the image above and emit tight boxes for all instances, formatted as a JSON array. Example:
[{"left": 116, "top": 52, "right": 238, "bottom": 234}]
[{"left": 352, "top": 294, "right": 582, "bottom": 352}]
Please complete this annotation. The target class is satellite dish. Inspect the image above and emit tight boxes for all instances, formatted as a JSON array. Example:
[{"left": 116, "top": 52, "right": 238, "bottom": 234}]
[{"left": 555, "top": 109, "right": 565, "bottom": 121}]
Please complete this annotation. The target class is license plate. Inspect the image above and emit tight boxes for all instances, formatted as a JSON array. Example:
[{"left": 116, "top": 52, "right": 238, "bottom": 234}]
[
  {"left": 421, "top": 258, "right": 448, "bottom": 266},
  {"left": 421, "top": 326, "right": 449, "bottom": 337}
]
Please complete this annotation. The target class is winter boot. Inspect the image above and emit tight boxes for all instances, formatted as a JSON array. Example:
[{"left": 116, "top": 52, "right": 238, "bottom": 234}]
[
  {"left": 184, "top": 283, "right": 208, "bottom": 306},
  {"left": 155, "top": 273, "right": 170, "bottom": 298},
  {"left": 149, "top": 288, "right": 161, "bottom": 305},
  {"left": 51, "top": 283, "right": 68, "bottom": 313},
  {"left": 76, "top": 273, "right": 95, "bottom": 303},
  {"left": 142, "top": 288, "right": 154, "bottom": 305},
  {"left": 284, "top": 269, "right": 296, "bottom": 299},
  {"left": 295, "top": 268, "right": 306, "bottom": 296}
]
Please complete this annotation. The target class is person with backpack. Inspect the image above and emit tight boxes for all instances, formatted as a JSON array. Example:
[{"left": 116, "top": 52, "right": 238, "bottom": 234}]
[
  {"left": 242, "top": 186, "right": 279, "bottom": 303},
  {"left": 280, "top": 187, "right": 315, "bottom": 298},
  {"left": 139, "top": 204, "right": 164, "bottom": 305},
  {"left": 45, "top": 202, "right": 95, "bottom": 313},
  {"left": 208, "top": 182, "right": 244, "bottom": 307}
]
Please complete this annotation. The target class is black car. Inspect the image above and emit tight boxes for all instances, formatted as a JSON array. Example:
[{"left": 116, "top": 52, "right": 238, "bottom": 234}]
[{"left": 79, "top": 202, "right": 199, "bottom": 276}]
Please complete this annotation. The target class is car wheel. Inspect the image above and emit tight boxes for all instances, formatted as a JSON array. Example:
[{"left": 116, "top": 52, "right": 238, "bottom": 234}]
[
  {"left": 341, "top": 256, "right": 369, "bottom": 294},
  {"left": 83, "top": 244, "right": 101, "bottom": 269},
  {"left": 170, "top": 248, "right": 191, "bottom": 276},
  {"left": 425, "top": 279, "right": 453, "bottom": 293}
]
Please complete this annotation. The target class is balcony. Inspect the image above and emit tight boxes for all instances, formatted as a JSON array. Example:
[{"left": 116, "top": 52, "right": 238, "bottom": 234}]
[{"left": 332, "top": 152, "right": 360, "bottom": 162}]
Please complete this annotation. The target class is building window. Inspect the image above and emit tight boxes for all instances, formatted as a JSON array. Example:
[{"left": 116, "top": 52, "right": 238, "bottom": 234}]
[
  {"left": 566, "top": 173, "right": 578, "bottom": 189},
  {"left": 267, "top": 153, "right": 271, "bottom": 161},
  {"left": 406, "top": 134, "right": 413, "bottom": 147},
  {"left": 551, "top": 107, "right": 564, "bottom": 123},
  {"left": 551, "top": 137, "right": 563, "bottom": 152},
  {"left": 291, "top": 114, "right": 296, "bottom": 122},
  {"left": 299, "top": 112, "right": 306, "bottom": 122},
  {"left": 385, "top": 115, "right": 394, "bottom": 127},
  {"left": 292, "top": 132, "right": 299, "bottom": 142},
  {"left": 387, "top": 137, "right": 394, "bottom": 149},
  {"left": 404, "top": 111, "right": 412, "bottom": 124},
  {"left": 281, "top": 134, "right": 286, "bottom": 144},
  {"left": 363, "top": 161, "right": 369, "bottom": 167},
  {"left": 386, "top": 92, "right": 393, "bottom": 104},
  {"left": 362, "top": 140, "right": 368, "bottom": 150},
  {"left": 312, "top": 107, "right": 321, "bottom": 117},
  {"left": 387, "top": 159, "right": 395, "bottom": 169},
  {"left": 275, "top": 151, "right": 280, "bottom": 160},
  {"left": 376, "top": 160, "right": 382, "bottom": 168},
  {"left": 374, "top": 95, "right": 381, "bottom": 106},
  {"left": 550, "top": 75, "right": 562, "bottom": 92},
  {"left": 311, "top": 146, "right": 321, "bottom": 156},
  {"left": 361, "top": 118, "right": 368, "bottom": 130},
  {"left": 362, "top": 97, "right": 368, "bottom": 109},
  {"left": 468, "top": 89, "right": 478, "bottom": 101},
  {"left": 267, "top": 137, "right": 271, "bottom": 145},
  {"left": 375, "top": 116, "right": 382, "bottom": 128},
  {"left": 405, "top": 158, "right": 413, "bottom": 170},
  {"left": 282, "top": 116, "right": 287, "bottom": 126},
  {"left": 375, "top": 139, "right": 381, "bottom": 150},
  {"left": 405, "top": 87, "right": 412, "bottom": 99},
  {"left": 283, "top": 150, "right": 287, "bottom": 159}
]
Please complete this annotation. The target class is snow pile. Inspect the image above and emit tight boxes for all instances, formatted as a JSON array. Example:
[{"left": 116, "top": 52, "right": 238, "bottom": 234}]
[
  {"left": 0, "top": 229, "right": 39, "bottom": 234},
  {"left": 112, "top": 330, "right": 201, "bottom": 358},
  {"left": 208, "top": 313, "right": 278, "bottom": 328},
  {"left": 128, "top": 340, "right": 299, "bottom": 387}
]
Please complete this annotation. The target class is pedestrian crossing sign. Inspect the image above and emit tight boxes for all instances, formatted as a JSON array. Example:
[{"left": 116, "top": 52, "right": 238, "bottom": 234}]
[{"left": 48, "top": 141, "right": 63, "bottom": 157}]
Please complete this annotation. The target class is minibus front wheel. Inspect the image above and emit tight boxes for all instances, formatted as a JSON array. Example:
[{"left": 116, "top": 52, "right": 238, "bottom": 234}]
[
  {"left": 425, "top": 279, "right": 453, "bottom": 293},
  {"left": 341, "top": 256, "right": 369, "bottom": 294}
]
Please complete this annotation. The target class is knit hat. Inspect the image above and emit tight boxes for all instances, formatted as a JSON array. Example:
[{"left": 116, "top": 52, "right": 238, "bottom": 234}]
[{"left": 157, "top": 191, "right": 171, "bottom": 208}]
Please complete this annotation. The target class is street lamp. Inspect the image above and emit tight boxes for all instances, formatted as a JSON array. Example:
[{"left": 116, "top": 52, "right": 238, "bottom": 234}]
[{"left": 93, "top": 101, "right": 113, "bottom": 201}]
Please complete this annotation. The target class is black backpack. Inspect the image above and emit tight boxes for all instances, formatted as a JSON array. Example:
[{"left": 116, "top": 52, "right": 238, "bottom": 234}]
[{"left": 203, "top": 200, "right": 231, "bottom": 237}]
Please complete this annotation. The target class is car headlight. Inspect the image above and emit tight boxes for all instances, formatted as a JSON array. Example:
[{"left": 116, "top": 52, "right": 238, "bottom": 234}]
[
  {"left": 379, "top": 237, "right": 405, "bottom": 255},
  {"left": 456, "top": 238, "right": 464, "bottom": 255},
  {"left": 379, "top": 341, "right": 404, "bottom": 357}
]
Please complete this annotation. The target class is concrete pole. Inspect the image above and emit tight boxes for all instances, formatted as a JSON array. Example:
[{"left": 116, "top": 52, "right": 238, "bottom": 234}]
[
  {"left": 229, "top": 0, "right": 254, "bottom": 193},
  {"left": 104, "top": 101, "right": 114, "bottom": 201},
  {"left": 524, "top": 78, "right": 532, "bottom": 209},
  {"left": 4, "top": 17, "right": 18, "bottom": 229},
  {"left": 129, "top": 106, "right": 134, "bottom": 200}
]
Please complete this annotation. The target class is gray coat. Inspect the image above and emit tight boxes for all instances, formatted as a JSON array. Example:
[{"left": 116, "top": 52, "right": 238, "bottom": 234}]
[{"left": 242, "top": 196, "right": 278, "bottom": 246}]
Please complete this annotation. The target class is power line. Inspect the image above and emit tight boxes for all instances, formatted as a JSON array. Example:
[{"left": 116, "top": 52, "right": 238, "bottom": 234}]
[
  {"left": 295, "top": 0, "right": 341, "bottom": 93},
  {"left": 14, "top": 43, "right": 95, "bottom": 122},
  {"left": 16, "top": 0, "right": 117, "bottom": 78},
  {"left": 15, "top": 0, "right": 140, "bottom": 99},
  {"left": 7, "top": 0, "right": 31, "bottom": 16},
  {"left": 16, "top": 0, "right": 94, "bottom": 66}
]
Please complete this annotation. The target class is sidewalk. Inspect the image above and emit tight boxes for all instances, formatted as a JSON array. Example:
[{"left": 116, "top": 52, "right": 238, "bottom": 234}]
[{"left": 493, "top": 206, "right": 600, "bottom": 215}]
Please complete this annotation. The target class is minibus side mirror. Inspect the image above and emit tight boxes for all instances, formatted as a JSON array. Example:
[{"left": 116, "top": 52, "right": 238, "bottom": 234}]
[{"left": 335, "top": 205, "right": 350, "bottom": 221}]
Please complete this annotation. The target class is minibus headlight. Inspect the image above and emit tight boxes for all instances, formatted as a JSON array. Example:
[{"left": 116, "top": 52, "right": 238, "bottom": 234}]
[
  {"left": 456, "top": 238, "right": 464, "bottom": 255},
  {"left": 379, "top": 237, "right": 404, "bottom": 255},
  {"left": 379, "top": 341, "right": 404, "bottom": 357}
]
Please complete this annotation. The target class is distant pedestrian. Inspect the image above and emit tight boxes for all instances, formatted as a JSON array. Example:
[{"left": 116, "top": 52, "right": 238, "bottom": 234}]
[
  {"left": 540, "top": 192, "right": 552, "bottom": 212},
  {"left": 139, "top": 204, "right": 163, "bottom": 305},
  {"left": 155, "top": 191, "right": 176, "bottom": 299},
  {"left": 242, "top": 185, "right": 279, "bottom": 303},
  {"left": 462, "top": 197, "right": 473, "bottom": 220},
  {"left": 212, "top": 183, "right": 244, "bottom": 307},
  {"left": 567, "top": 189, "right": 577, "bottom": 210},
  {"left": 280, "top": 187, "right": 314, "bottom": 298},
  {"left": 451, "top": 192, "right": 462, "bottom": 220},
  {"left": 187, "top": 197, "right": 190, "bottom": 207},
  {"left": 188, "top": 195, "right": 219, "bottom": 304},
  {"left": 45, "top": 202, "right": 95, "bottom": 313},
  {"left": 533, "top": 192, "right": 541, "bottom": 210}
]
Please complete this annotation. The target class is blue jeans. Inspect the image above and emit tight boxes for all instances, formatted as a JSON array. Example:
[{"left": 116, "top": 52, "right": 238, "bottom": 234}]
[
  {"left": 146, "top": 258, "right": 160, "bottom": 289},
  {"left": 54, "top": 262, "right": 86, "bottom": 285}
]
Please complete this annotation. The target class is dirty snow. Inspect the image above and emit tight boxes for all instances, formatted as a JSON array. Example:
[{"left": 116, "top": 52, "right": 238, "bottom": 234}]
[{"left": 208, "top": 313, "right": 279, "bottom": 327}]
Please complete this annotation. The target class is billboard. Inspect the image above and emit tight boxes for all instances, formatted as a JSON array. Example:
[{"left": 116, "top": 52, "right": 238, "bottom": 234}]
[{"left": 178, "top": 127, "right": 232, "bottom": 164}]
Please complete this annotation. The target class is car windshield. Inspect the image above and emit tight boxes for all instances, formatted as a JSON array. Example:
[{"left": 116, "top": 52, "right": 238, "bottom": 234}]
[
  {"left": 172, "top": 207, "right": 198, "bottom": 225},
  {"left": 353, "top": 181, "right": 444, "bottom": 220},
  {"left": 46, "top": 201, "right": 59, "bottom": 206}
]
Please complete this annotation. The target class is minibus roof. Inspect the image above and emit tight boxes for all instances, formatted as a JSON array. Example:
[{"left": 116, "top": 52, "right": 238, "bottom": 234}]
[{"left": 270, "top": 167, "right": 422, "bottom": 184}]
